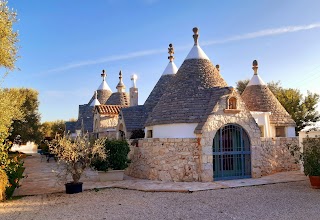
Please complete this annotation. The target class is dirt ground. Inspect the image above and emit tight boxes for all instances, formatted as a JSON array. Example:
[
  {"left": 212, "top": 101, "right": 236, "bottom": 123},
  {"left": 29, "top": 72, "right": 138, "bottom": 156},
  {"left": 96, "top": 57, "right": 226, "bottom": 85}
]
[{"left": 1, "top": 180, "right": 320, "bottom": 220}]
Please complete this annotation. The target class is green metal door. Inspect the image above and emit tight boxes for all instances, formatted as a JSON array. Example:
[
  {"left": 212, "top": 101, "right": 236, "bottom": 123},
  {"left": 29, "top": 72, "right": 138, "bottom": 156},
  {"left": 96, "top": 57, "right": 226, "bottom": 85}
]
[{"left": 213, "top": 124, "right": 251, "bottom": 180}]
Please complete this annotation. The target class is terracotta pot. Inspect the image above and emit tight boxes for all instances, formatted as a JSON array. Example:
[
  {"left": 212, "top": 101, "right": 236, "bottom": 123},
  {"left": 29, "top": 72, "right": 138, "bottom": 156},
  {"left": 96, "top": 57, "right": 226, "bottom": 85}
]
[
  {"left": 98, "top": 170, "right": 124, "bottom": 181},
  {"left": 309, "top": 176, "right": 320, "bottom": 189},
  {"left": 65, "top": 182, "right": 83, "bottom": 194}
]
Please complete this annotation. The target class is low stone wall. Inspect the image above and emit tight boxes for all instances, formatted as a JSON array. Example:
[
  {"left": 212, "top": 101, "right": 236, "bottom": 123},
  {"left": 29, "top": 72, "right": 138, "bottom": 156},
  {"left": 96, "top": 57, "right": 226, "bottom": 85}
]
[
  {"left": 259, "top": 137, "right": 300, "bottom": 176},
  {"left": 126, "top": 137, "right": 300, "bottom": 182},
  {"left": 126, "top": 138, "right": 201, "bottom": 181}
]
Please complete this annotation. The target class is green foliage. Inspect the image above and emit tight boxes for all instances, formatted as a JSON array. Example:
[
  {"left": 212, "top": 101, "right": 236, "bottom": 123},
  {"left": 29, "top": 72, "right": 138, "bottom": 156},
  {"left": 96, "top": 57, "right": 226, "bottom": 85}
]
[
  {"left": 6, "top": 88, "right": 42, "bottom": 145},
  {"left": 0, "top": 89, "right": 24, "bottom": 143},
  {"left": 236, "top": 79, "right": 320, "bottom": 133},
  {"left": 0, "top": 0, "right": 19, "bottom": 79},
  {"left": 0, "top": 143, "right": 24, "bottom": 200},
  {"left": 235, "top": 79, "right": 249, "bottom": 95},
  {"left": 130, "top": 129, "right": 145, "bottom": 139},
  {"left": 49, "top": 134, "right": 106, "bottom": 183},
  {"left": 91, "top": 140, "right": 130, "bottom": 171},
  {"left": 5, "top": 158, "right": 24, "bottom": 199},
  {"left": 302, "top": 138, "right": 320, "bottom": 176},
  {"left": 0, "top": 1, "right": 23, "bottom": 201},
  {"left": 40, "top": 120, "right": 65, "bottom": 138}
]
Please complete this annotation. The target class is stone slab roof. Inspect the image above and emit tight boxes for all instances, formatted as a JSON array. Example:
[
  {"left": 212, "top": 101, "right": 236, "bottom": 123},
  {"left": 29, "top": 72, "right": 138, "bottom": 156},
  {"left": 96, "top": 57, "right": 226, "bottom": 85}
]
[
  {"left": 144, "top": 74, "right": 175, "bottom": 113},
  {"left": 241, "top": 84, "right": 296, "bottom": 126},
  {"left": 65, "top": 121, "right": 76, "bottom": 133},
  {"left": 121, "top": 105, "right": 148, "bottom": 132},
  {"left": 145, "top": 59, "right": 228, "bottom": 127},
  {"left": 194, "top": 87, "right": 230, "bottom": 133},
  {"left": 75, "top": 104, "right": 94, "bottom": 133},
  {"left": 105, "top": 92, "right": 130, "bottom": 106},
  {"left": 95, "top": 105, "right": 124, "bottom": 115}
]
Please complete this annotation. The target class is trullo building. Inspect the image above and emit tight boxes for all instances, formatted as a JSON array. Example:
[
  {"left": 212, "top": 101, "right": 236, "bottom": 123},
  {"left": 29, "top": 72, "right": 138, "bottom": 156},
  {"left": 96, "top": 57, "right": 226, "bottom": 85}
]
[{"left": 126, "top": 27, "right": 298, "bottom": 181}]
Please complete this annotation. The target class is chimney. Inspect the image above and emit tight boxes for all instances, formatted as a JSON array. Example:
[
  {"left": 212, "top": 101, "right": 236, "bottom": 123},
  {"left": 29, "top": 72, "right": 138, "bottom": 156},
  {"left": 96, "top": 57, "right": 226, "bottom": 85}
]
[{"left": 130, "top": 74, "right": 138, "bottom": 106}]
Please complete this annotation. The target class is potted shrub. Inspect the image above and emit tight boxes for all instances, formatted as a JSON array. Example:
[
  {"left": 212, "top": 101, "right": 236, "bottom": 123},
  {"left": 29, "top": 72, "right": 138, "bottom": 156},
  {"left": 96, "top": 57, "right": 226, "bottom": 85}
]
[
  {"left": 91, "top": 139, "right": 130, "bottom": 181},
  {"left": 288, "top": 137, "right": 320, "bottom": 189},
  {"left": 301, "top": 138, "right": 320, "bottom": 189},
  {"left": 49, "top": 134, "right": 106, "bottom": 194}
]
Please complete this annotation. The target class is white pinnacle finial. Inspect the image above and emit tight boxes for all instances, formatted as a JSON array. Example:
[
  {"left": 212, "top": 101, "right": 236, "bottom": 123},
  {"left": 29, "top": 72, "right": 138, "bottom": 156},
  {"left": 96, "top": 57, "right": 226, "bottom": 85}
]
[
  {"left": 98, "top": 69, "right": 112, "bottom": 91},
  {"left": 117, "top": 70, "right": 126, "bottom": 92},
  {"left": 193, "top": 27, "right": 199, "bottom": 46},
  {"left": 95, "top": 91, "right": 98, "bottom": 99},
  {"left": 131, "top": 74, "right": 138, "bottom": 88},
  {"left": 168, "top": 43, "right": 174, "bottom": 62},
  {"left": 252, "top": 60, "right": 258, "bottom": 75},
  {"left": 101, "top": 69, "right": 106, "bottom": 81}
]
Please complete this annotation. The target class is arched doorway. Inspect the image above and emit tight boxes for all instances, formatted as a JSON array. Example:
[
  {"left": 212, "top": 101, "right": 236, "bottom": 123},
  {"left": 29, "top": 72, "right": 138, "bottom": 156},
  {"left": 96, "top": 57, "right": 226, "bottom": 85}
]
[{"left": 213, "top": 124, "right": 251, "bottom": 180}]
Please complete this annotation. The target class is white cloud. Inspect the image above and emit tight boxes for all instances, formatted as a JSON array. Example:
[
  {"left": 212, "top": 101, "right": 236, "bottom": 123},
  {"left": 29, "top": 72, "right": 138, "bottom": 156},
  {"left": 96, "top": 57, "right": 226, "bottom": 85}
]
[
  {"left": 46, "top": 22, "right": 320, "bottom": 73},
  {"left": 47, "top": 48, "right": 166, "bottom": 73},
  {"left": 202, "top": 23, "right": 320, "bottom": 46}
]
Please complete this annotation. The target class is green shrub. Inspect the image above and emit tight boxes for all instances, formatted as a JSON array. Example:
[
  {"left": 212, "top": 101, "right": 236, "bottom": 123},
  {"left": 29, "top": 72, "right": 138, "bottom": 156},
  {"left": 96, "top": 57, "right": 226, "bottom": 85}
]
[
  {"left": 5, "top": 155, "right": 24, "bottom": 199},
  {"left": 302, "top": 138, "right": 320, "bottom": 176},
  {"left": 0, "top": 144, "right": 25, "bottom": 200},
  {"left": 92, "top": 140, "right": 130, "bottom": 171},
  {"left": 288, "top": 137, "right": 320, "bottom": 176}
]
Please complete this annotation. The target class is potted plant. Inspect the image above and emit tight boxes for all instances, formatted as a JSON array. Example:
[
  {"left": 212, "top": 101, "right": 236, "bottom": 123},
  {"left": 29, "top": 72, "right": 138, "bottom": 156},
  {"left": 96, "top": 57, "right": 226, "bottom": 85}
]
[
  {"left": 301, "top": 138, "right": 320, "bottom": 189},
  {"left": 49, "top": 134, "right": 106, "bottom": 194},
  {"left": 91, "top": 139, "right": 130, "bottom": 181},
  {"left": 288, "top": 137, "right": 320, "bottom": 189}
]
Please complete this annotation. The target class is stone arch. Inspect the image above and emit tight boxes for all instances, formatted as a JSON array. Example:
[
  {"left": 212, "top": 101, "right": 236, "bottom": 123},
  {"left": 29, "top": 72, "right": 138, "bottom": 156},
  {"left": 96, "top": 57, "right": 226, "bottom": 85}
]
[
  {"left": 212, "top": 123, "right": 251, "bottom": 180},
  {"left": 199, "top": 95, "right": 262, "bottom": 182}
]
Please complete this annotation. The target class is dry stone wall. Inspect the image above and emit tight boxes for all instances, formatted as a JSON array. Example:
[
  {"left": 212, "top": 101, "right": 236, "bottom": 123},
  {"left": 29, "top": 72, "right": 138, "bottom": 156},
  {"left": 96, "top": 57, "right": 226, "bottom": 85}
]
[
  {"left": 259, "top": 137, "right": 300, "bottom": 175},
  {"left": 126, "top": 136, "right": 299, "bottom": 182},
  {"left": 126, "top": 138, "right": 201, "bottom": 181}
]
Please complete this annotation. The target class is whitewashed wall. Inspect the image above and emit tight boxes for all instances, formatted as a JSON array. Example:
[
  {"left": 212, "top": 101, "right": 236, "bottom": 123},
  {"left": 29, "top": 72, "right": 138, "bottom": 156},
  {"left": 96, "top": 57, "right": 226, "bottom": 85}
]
[{"left": 146, "top": 123, "right": 198, "bottom": 138}]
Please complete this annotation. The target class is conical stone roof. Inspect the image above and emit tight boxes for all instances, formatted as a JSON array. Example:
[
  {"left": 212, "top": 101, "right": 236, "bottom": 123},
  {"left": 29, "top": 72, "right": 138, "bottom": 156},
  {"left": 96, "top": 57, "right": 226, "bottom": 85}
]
[
  {"left": 106, "top": 92, "right": 130, "bottom": 106},
  {"left": 98, "top": 70, "right": 112, "bottom": 92},
  {"left": 88, "top": 89, "right": 112, "bottom": 106},
  {"left": 144, "top": 44, "right": 178, "bottom": 113},
  {"left": 105, "top": 70, "right": 130, "bottom": 106},
  {"left": 241, "top": 60, "right": 296, "bottom": 126},
  {"left": 88, "top": 70, "right": 112, "bottom": 105},
  {"left": 145, "top": 28, "right": 228, "bottom": 127}
]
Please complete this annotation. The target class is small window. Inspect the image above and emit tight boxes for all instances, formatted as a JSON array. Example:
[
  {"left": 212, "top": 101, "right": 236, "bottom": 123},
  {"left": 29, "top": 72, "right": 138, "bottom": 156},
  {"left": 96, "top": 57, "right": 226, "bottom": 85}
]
[
  {"left": 147, "top": 130, "right": 153, "bottom": 138},
  {"left": 259, "top": 126, "right": 265, "bottom": 137},
  {"left": 275, "top": 126, "right": 285, "bottom": 137},
  {"left": 228, "top": 97, "right": 237, "bottom": 109}
]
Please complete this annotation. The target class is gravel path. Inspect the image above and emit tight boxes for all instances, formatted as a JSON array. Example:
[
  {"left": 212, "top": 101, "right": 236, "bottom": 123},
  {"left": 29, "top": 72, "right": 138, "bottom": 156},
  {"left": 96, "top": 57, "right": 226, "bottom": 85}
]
[{"left": 1, "top": 180, "right": 319, "bottom": 220}]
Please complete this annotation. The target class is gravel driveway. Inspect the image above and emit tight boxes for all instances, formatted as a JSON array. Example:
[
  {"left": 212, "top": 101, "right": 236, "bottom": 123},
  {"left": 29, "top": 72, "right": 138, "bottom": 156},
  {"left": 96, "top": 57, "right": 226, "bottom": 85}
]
[{"left": 1, "top": 180, "right": 319, "bottom": 220}]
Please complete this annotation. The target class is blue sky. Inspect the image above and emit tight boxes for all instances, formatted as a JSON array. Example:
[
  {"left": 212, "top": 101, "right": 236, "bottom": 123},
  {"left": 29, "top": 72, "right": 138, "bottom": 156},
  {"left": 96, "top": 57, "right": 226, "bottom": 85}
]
[{"left": 2, "top": 0, "right": 320, "bottom": 122}]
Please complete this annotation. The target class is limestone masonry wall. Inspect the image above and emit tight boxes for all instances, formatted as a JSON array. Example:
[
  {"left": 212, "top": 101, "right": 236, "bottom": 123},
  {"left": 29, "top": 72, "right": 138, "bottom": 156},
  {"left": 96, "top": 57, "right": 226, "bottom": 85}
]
[
  {"left": 126, "top": 138, "right": 201, "bottom": 181},
  {"left": 259, "top": 137, "right": 300, "bottom": 176},
  {"left": 126, "top": 136, "right": 299, "bottom": 182}
]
